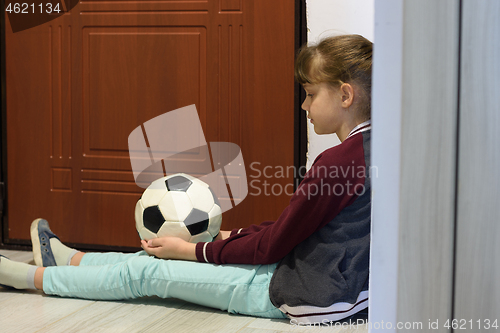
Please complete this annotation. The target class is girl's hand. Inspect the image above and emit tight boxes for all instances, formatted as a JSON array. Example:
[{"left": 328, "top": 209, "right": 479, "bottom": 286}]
[{"left": 141, "top": 237, "right": 197, "bottom": 261}]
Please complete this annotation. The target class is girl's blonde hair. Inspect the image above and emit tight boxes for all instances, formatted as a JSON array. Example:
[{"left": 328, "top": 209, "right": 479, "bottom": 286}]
[{"left": 295, "top": 34, "right": 373, "bottom": 120}]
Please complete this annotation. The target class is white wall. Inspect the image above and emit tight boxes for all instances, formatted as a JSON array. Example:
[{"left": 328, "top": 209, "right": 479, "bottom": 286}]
[
  {"left": 368, "top": 1, "right": 402, "bottom": 330},
  {"left": 305, "top": 0, "right": 374, "bottom": 168}
]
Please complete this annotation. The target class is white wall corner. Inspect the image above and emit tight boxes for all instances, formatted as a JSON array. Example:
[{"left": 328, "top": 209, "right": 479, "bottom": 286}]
[{"left": 305, "top": 0, "right": 375, "bottom": 169}]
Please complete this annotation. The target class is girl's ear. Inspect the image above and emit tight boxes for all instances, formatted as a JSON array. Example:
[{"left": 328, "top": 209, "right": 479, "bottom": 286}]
[{"left": 340, "top": 83, "right": 355, "bottom": 108}]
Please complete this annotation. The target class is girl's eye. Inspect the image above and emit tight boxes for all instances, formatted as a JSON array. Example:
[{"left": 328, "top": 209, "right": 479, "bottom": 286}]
[{"left": 307, "top": 93, "right": 314, "bottom": 98}]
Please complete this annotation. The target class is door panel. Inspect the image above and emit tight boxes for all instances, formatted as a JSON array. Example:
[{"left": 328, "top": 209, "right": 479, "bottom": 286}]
[{"left": 4, "top": 0, "right": 296, "bottom": 248}]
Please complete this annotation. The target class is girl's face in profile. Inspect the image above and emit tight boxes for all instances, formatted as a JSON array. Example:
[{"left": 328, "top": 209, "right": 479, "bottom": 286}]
[{"left": 302, "top": 82, "right": 346, "bottom": 136}]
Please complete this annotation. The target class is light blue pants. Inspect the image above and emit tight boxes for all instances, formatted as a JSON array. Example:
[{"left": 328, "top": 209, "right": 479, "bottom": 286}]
[{"left": 42, "top": 251, "right": 287, "bottom": 319}]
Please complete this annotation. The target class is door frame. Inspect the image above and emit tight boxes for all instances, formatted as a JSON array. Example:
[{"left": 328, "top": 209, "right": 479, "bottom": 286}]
[{"left": 0, "top": 0, "right": 8, "bottom": 249}]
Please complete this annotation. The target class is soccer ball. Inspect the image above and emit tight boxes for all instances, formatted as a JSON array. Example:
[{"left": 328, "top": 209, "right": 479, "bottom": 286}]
[{"left": 135, "top": 173, "right": 222, "bottom": 243}]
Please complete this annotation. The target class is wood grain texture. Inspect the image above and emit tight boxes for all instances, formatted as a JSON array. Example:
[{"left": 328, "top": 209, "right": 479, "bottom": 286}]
[
  {"left": 454, "top": 0, "right": 500, "bottom": 329},
  {"left": 396, "top": 0, "right": 459, "bottom": 330}
]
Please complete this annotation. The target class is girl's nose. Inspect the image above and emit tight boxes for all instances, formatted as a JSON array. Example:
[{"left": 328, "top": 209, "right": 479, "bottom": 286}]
[{"left": 301, "top": 98, "right": 309, "bottom": 112}]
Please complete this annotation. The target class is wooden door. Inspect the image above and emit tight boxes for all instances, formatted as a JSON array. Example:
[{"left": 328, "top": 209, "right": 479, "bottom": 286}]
[{"left": 3, "top": 0, "right": 297, "bottom": 250}]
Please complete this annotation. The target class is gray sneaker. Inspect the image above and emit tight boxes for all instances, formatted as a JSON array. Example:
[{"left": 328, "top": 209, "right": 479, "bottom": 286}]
[{"left": 30, "top": 219, "right": 58, "bottom": 267}]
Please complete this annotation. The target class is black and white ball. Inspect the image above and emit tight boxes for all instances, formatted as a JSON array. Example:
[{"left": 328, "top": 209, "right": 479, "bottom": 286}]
[{"left": 135, "top": 173, "right": 222, "bottom": 243}]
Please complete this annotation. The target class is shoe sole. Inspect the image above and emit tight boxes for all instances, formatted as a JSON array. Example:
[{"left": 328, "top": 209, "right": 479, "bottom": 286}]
[{"left": 30, "top": 218, "right": 44, "bottom": 267}]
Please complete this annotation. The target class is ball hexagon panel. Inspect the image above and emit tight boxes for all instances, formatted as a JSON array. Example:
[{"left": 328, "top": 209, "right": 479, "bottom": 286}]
[
  {"left": 186, "top": 181, "right": 215, "bottom": 212},
  {"left": 141, "top": 177, "right": 168, "bottom": 207},
  {"left": 138, "top": 226, "right": 157, "bottom": 241},
  {"left": 165, "top": 175, "right": 193, "bottom": 192},
  {"left": 176, "top": 173, "right": 198, "bottom": 183},
  {"left": 207, "top": 205, "right": 223, "bottom": 237},
  {"left": 157, "top": 221, "right": 192, "bottom": 240},
  {"left": 209, "top": 188, "right": 221, "bottom": 207},
  {"left": 135, "top": 200, "right": 145, "bottom": 233},
  {"left": 158, "top": 191, "right": 193, "bottom": 222},
  {"left": 189, "top": 231, "right": 213, "bottom": 243}
]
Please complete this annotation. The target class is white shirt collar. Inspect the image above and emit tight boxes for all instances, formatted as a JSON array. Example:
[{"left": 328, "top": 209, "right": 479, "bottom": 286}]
[{"left": 345, "top": 120, "right": 372, "bottom": 141}]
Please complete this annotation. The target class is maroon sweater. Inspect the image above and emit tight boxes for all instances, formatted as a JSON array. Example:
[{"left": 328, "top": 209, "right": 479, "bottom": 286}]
[{"left": 195, "top": 130, "right": 369, "bottom": 266}]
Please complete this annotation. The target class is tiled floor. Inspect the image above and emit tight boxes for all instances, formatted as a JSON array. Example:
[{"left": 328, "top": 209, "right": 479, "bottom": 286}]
[{"left": 0, "top": 250, "right": 368, "bottom": 333}]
